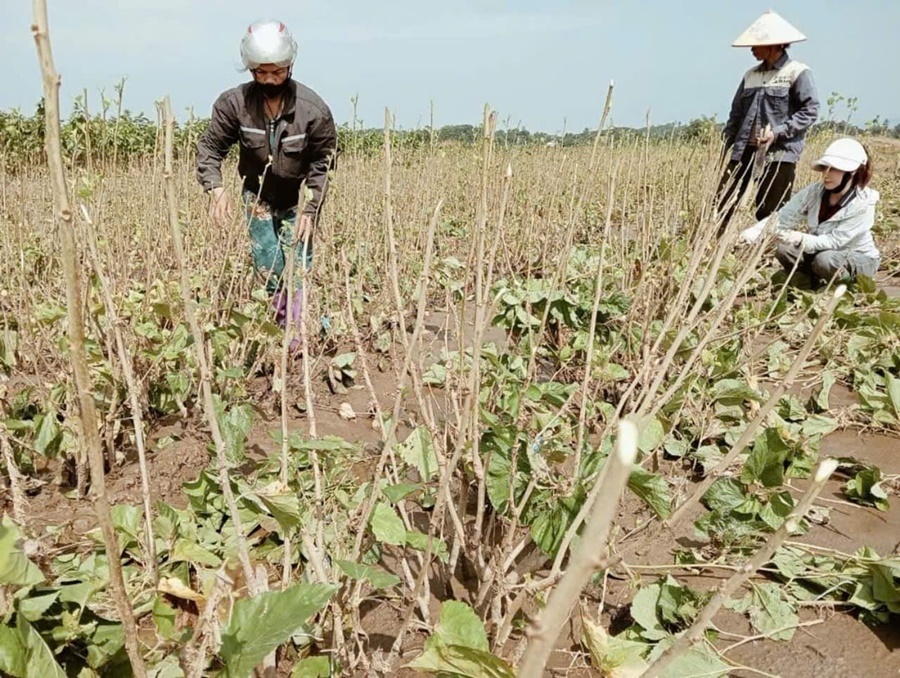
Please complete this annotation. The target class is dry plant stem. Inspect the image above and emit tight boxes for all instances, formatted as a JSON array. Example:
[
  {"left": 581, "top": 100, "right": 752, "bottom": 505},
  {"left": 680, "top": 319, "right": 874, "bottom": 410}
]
[
  {"left": 721, "top": 619, "right": 825, "bottom": 654},
  {"left": 1, "top": 429, "right": 27, "bottom": 526},
  {"left": 642, "top": 457, "right": 840, "bottom": 678},
  {"left": 667, "top": 284, "right": 847, "bottom": 527},
  {"left": 160, "top": 96, "right": 258, "bottom": 596},
  {"left": 387, "top": 396, "right": 490, "bottom": 666},
  {"left": 642, "top": 232, "right": 771, "bottom": 420},
  {"left": 518, "top": 419, "right": 639, "bottom": 678},
  {"left": 493, "top": 573, "right": 561, "bottom": 652},
  {"left": 181, "top": 569, "right": 233, "bottom": 678},
  {"left": 379, "top": 113, "right": 459, "bottom": 564},
  {"left": 469, "top": 111, "right": 506, "bottom": 565},
  {"left": 30, "top": 3, "right": 147, "bottom": 675},
  {"left": 615, "top": 197, "right": 723, "bottom": 417},
  {"left": 632, "top": 214, "right": 744, "bottom": 415},
  {"left": 587, "top": 81, "right": 615, "bottom": 172},
  {"left": 80, "top": 205, "right": 159, "bottom": 585},
  {"left": 278, "top": 209, "right": 301, "bottom": 589},
  {"left": 573, "top": 172, "right": 616, "bottom": 473},
  {"left": 341, "top": 200, "right": 445, "bottom": 576}
]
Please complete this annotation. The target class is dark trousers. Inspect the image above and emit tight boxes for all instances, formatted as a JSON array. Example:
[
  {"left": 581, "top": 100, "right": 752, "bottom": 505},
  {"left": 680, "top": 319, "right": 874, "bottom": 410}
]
[
  {"left": 774, "top": 243, "right": 881, "bottom": 283},
  {"left": 716, "top": 149, "right": 796, "bottom": 232}
]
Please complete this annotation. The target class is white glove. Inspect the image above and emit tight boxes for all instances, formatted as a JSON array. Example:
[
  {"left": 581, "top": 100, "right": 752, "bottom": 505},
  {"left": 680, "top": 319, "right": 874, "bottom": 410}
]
[
  {"left": 738, "top": 223, "right": 765, "bottom": 244},
  {"left": 776, "top": 230, "right": 805, "bottom": 247}
]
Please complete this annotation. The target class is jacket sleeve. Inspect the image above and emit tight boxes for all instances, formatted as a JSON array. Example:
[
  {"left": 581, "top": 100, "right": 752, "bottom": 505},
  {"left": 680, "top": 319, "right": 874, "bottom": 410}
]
[
  {"left": 772, "top": 69, "right": 819, "bottom": 140},
  {"left": 748, "top": 183, "right": 812, "bottom": 232},
  {"left": 722, "top": 80, "right": 745, "bottom": 149},
  {"left": 800, "top": 204, "right": 875, "bottom": 253},
  {"left": 196, "top": 92, "right": 240, "bottom": 191},
  {"left": 301, "top": 106, "right": 337, "bottom": 219}
]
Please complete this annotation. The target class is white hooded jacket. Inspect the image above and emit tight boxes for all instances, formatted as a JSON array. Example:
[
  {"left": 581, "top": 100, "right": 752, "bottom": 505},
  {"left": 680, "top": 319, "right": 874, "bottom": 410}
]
[{"left": 742, "top": 182, "right": 881, "bottom": 258}]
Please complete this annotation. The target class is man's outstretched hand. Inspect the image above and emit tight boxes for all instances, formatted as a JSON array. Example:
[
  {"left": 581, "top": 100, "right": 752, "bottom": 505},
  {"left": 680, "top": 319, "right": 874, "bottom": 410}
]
[{"left": 208, "top": 187, "right": 234, "bottom": 227}]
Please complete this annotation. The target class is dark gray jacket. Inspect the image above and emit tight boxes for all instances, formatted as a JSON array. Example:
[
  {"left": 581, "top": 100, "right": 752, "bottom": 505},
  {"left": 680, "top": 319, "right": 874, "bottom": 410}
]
[
  {"left": 196, "top": 80, "right": 337, "bottom": 217},
  {"left": 723, "top": 53, "right": 819, "bottom": 164}
]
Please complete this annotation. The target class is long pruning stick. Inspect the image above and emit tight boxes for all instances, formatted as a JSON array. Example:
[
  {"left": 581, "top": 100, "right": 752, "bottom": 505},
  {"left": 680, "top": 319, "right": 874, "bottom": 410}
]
[
  {"left": 30, "top": 3, "right": 147, "bottom": 675},
  {"left": 667, "top": 284, "right": 847, "bottom": 527},
  {"left": 80, "top": 205, "right": 158, "bottom": 586},
  {"left": 518, "top": 418, "right": 639, "bottom": 678},
  {"left": 159, "top": 96, "right": 258, "bottom": 596},
  {"left": 642, "top": 457, "right": 841, "bottom": 678}
]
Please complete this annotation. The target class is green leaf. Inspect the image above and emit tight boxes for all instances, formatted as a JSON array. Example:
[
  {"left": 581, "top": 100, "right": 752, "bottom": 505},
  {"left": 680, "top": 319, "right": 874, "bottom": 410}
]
[
  {"left": 398, "top": 426, "right": 439, "bottom": 481},
  {"left": 170, "top": 540, "right": 222, "bottom": 568},
  {"left": 434, "top": 601, "right": 489, "bottom": 651},
  {"left": 111, "top": 504, "right": 143, "bottom": 544},
  {"left": 656, "top": 644, "right": 730, "bottom": 678},
  {"left": 798, "top": 413, "right": 837, "bottom": 439},
  {"left": 0, "top": 518, "right": 45, "bottom": 586},
  {"left": 33, "top": 411, "right": 62, "bottom": 457},
  {"left": 630, "top": 584, "right": 667, "bottom": 641},
  {"left": 758, "top": 492, "right": 796, "bottom": 531},
  {"left": 845, "top": 467, "right": 891, "bottom": 512},
  {"left": 628, "top": 469, "right": 671, "bottom": 519},
  {"left": 148, "top": 655, "right": 185, "bottom": 678},
  {"left": 711, "top": 378, "right": 762, "bottom": 403},
  {"left": 153, "top": 595, "right": 178, "bottom": 640},
  {"left": 702, "top": 478, "right": 747, "bottom": 513},
  {"left": 18, "top": 590, "right": 60, "bottom": 622},
  {"left": 0, "top": 624, "right": 26, "bottom": 678},
  {"left": 741, "top": 428, "right": 789, "bottom": 488},
  {"left": 637, "top": 417, "right": 665, "bottom": 454},
  {"left": 16, "top": 614, "right": 66, "bottom": 678},
  {"left": 86, "top": 621, "right": 126, "bottom": 670},
  {"left": 406, "top": 644, "right": 516, "bottom": 678},
  {"left": 814, "top": 370, "right": 837, "bottom": 411},
  {"left": 291, "top": 657, "right": 332, "bottom": 678},
  {"left": 406, "top": 601, "right": 515, "bottom": 677},
  {"left": 370, "top": 503, "right": 407, "bottom": 546},
  {"left": 582, "top": 617, "right": 649, "bottom": 677},
  {"left": 405, "top": 531, "right": 450, "bottom": 563},
  {"left": 220, "top": 584, "right": 338, "bottom": 678},
  {"left": 382, "top": 482, "right": 421, "bottom": 504},
  {"left": 870, "top": 564, "right": 900, "bottom": 604},
  {"left": 747, "top": 583, "right": 799, "bottom": 641},
  {"left": 887, "top": 374, "right": 900, "bottom": 419},
  {"left": 256, "top": 487, "right": 302, "bottom": 533},
  {"left": 214, "top": 398, "right": 254, "bottom": 465},
  {"left": 336, "top": 560, "right": 401, "bottom": 590}
]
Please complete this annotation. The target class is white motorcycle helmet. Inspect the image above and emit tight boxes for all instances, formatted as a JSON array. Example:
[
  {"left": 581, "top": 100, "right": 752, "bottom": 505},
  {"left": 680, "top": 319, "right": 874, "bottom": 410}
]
[{"left": 240, "top": 20, "right": 298, "bottom": 70}]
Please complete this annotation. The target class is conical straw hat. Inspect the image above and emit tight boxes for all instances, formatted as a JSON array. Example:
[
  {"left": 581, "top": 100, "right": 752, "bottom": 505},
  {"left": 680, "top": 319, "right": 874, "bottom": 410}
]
[{"left": 732, "top": 10, "right": 807, "bottom": 46}]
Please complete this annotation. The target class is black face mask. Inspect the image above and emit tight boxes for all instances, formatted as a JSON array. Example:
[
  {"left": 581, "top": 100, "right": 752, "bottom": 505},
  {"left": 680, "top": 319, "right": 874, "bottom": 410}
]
[{"left": 258, "top": 80, "right": 289, "bottom": 98}]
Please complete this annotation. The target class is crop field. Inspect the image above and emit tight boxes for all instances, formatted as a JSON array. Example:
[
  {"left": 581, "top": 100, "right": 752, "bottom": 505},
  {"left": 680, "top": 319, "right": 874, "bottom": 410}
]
[{"left": 2, "top": 17, "right": 900, "bottom": 678}]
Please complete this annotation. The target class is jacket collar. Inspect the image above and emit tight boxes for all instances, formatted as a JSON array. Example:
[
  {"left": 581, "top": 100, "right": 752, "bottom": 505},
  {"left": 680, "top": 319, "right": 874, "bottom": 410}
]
[
  {"left": 809, "top": 182, "right": 869, "bottom": 221},
  {"left": 758, "top": 51, "right": 790, "bottom": 72},
  {"left": 245, "top": 79, "right": 297, "bottom": 120}
]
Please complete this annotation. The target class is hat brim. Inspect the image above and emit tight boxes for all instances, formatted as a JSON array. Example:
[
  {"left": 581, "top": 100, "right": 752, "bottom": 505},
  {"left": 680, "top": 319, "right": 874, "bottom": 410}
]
[
  {"left": 732, "top": 37, "right": 806, "bottom": 46},
  {"left": 812, "top": 156, "right": 860, "bottom": 172}
]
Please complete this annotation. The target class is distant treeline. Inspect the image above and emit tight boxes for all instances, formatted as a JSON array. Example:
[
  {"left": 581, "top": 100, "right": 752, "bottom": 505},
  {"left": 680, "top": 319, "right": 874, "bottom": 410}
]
[{"left": 2, "top": 99, "right": 897, "bottom": 167}]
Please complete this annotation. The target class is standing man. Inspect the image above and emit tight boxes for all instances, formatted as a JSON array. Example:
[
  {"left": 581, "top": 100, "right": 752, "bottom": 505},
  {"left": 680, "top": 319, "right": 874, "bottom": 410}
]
[
  {"left": 717, "top": 10, "right": 819, "bottom": 231},
  {"left": 196, "top": 19, "right": 337, "bottom": 353}
]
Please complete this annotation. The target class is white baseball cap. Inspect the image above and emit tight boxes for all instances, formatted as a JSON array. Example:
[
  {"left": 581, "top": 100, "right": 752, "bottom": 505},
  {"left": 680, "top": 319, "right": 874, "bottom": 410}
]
[{"left": 812, "top": 138, "right": 868, "bottom": 173}]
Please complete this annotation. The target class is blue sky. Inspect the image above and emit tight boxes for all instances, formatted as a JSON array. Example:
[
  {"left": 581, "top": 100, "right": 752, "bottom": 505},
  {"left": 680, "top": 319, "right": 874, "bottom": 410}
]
[{"left": 1, "top": 0, "right": 897, "bottom": 132}]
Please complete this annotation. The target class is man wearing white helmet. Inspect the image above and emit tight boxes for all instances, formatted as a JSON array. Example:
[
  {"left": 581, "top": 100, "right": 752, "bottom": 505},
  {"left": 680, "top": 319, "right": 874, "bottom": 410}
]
[
  {"left": 738, "top": 137, "right": 881, "bottom": 285},
  {"left": 196, "top": 19, "right": 337, "bottom": 353},
  {"left": 716, "top": 10, "right": 819, "bottom": 230}
]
